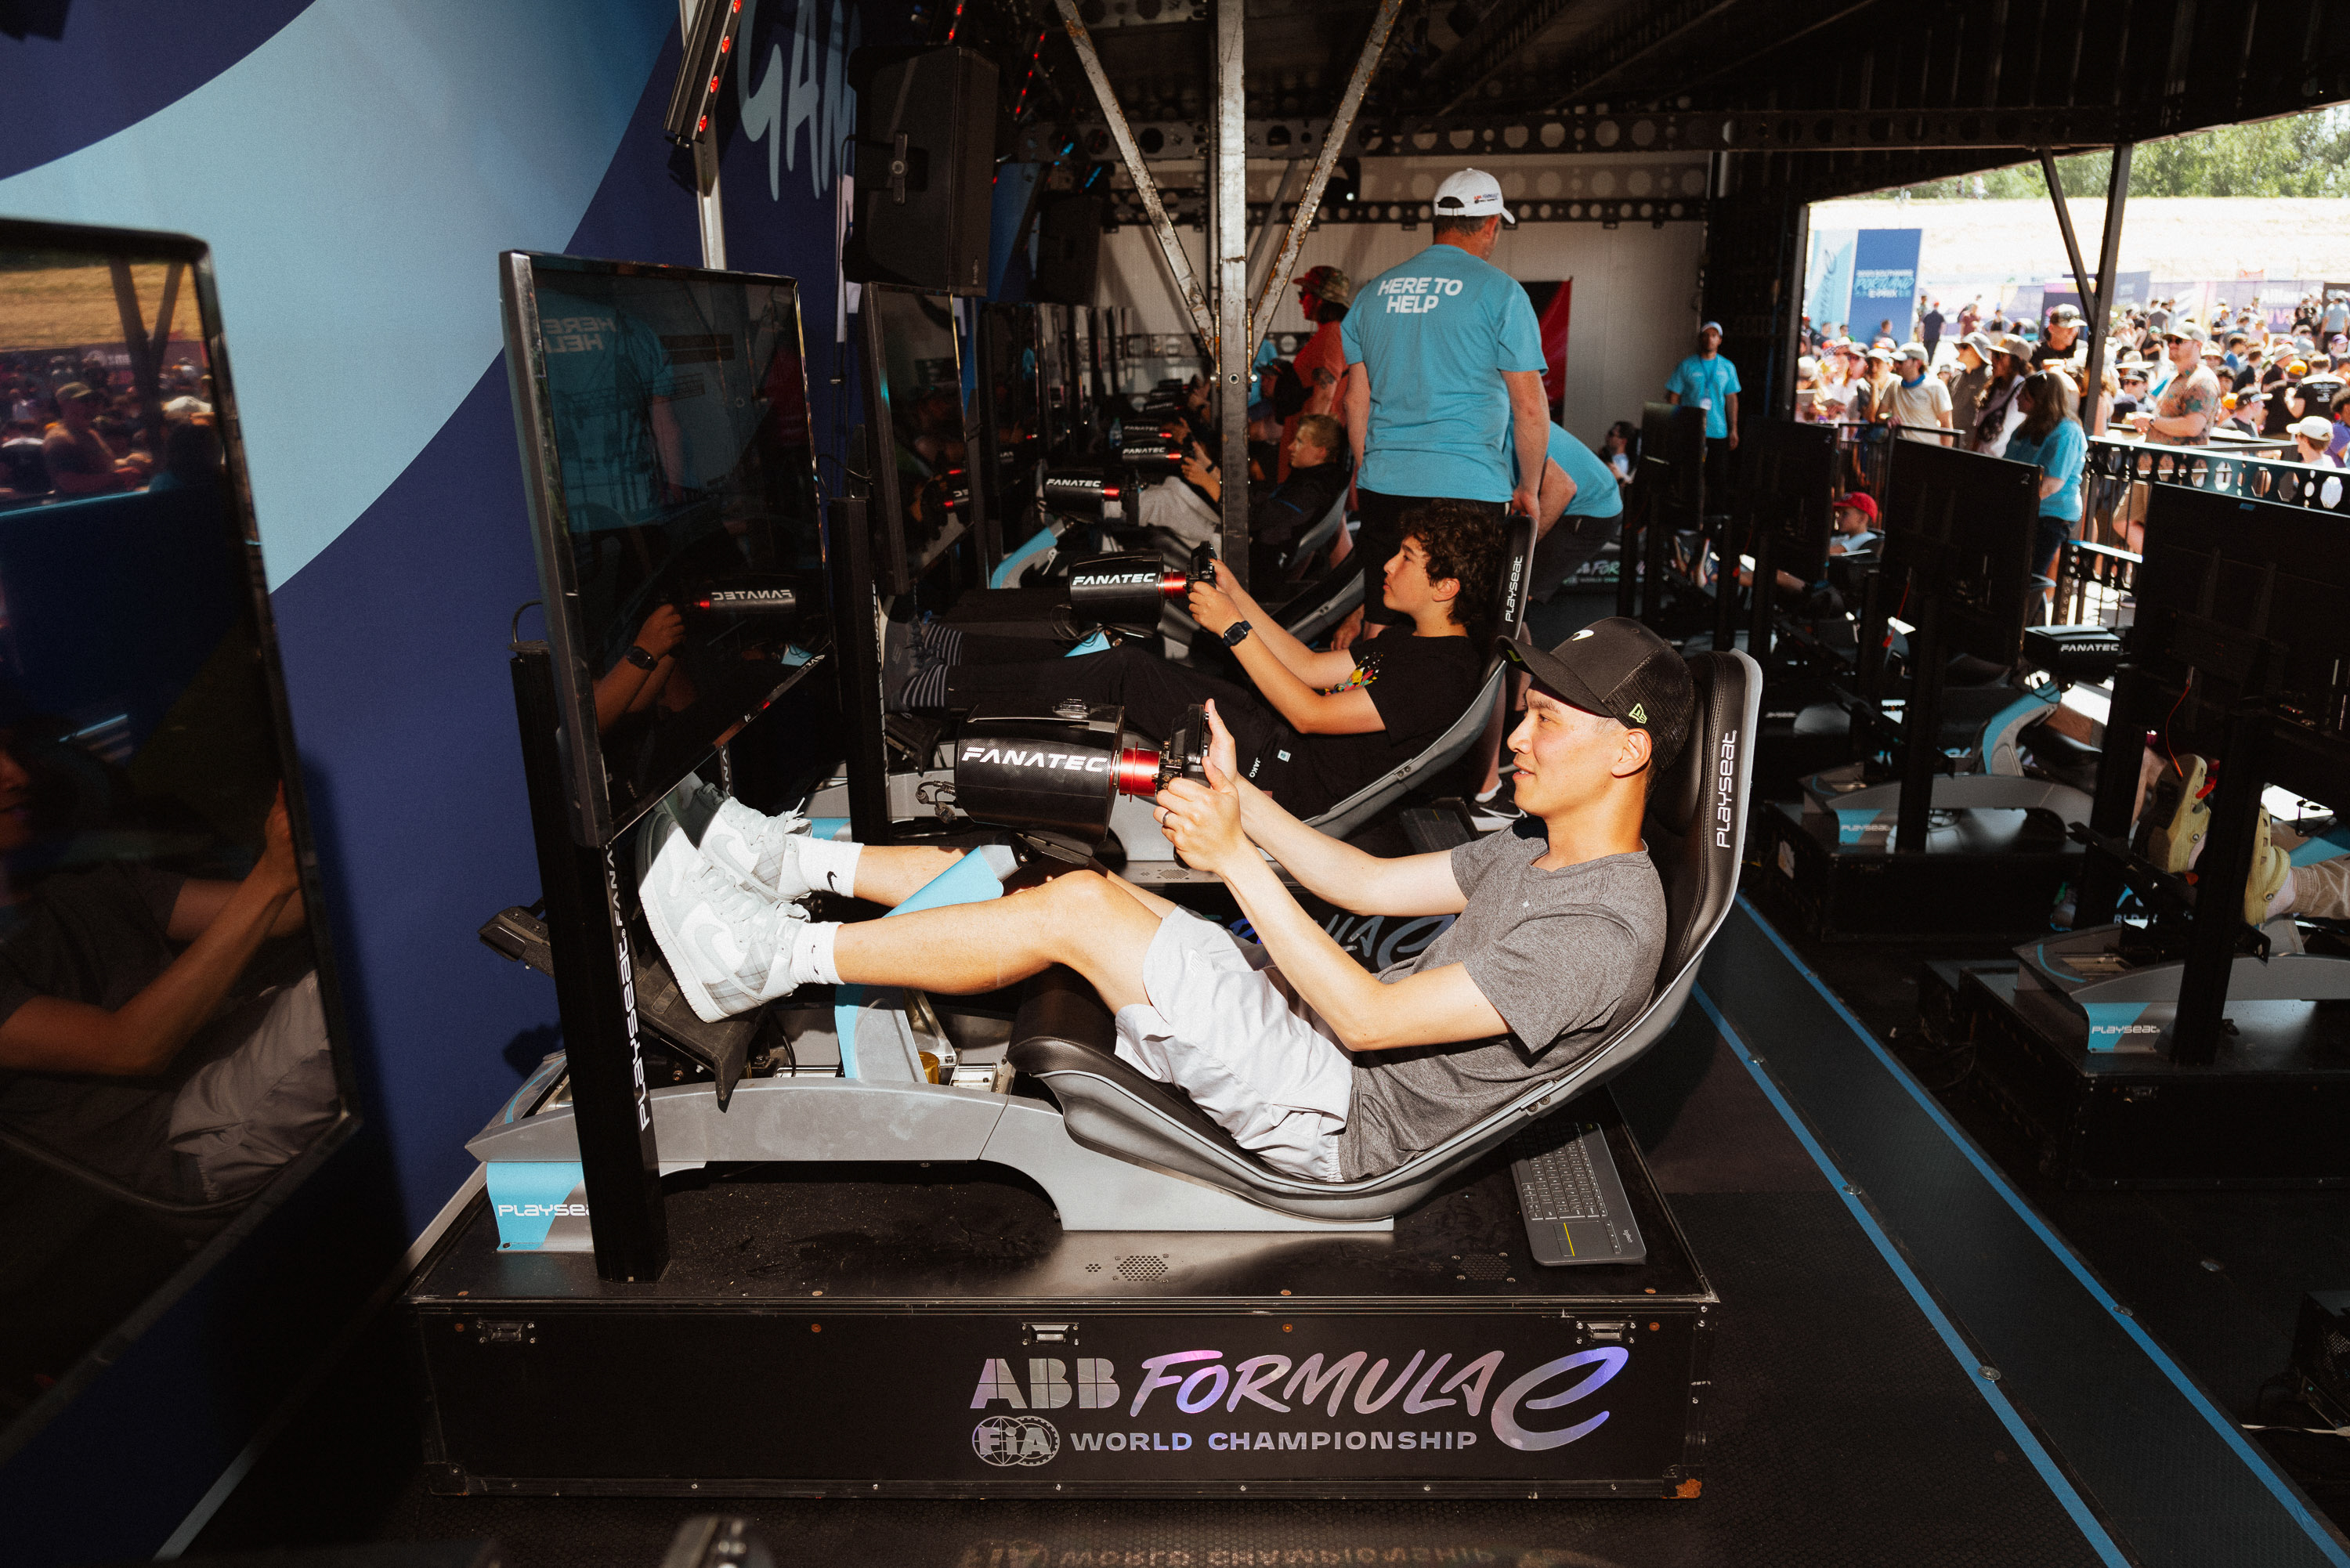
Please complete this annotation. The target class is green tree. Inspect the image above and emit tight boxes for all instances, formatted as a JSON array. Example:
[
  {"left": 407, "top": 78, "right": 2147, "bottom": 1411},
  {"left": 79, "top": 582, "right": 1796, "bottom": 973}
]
[{"left": 1868, "top": 107, "right": 2350, "bottom": 199}]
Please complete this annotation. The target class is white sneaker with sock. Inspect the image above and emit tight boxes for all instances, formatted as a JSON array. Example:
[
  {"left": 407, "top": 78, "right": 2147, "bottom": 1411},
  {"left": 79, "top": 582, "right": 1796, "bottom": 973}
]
[
  {"left": 691, "top": 786, "right": 835, "bottom": 901},
  {"left": 638, "top": 804, "right": 813, "bottom": 1021}
]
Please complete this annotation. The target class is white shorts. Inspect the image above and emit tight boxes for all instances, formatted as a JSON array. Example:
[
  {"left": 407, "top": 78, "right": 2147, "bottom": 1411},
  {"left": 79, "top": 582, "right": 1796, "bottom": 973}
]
[{"left": 1112, "top": 909, "right": 1353, "bottom": 1181}]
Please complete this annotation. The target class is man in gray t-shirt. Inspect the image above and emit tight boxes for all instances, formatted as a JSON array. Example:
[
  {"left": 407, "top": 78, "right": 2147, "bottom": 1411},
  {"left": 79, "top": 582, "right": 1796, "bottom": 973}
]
[
  {"left": 1338, "top": 819, "right": 1664, "bottom": 1177},
  {"left": 639, "top": 620, "right": 1690, "bottom": 1186}
]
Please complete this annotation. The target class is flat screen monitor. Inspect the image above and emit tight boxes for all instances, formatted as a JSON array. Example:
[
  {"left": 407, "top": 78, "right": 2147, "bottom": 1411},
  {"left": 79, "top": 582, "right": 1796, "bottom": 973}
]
[
  {"left": 858, "top": 283, "right": 978, "bottom": 595},
  {"left": 2135, "top": 483, "right": 2350, "bottom": 796},
  {"left": 1746, "top": 419, "right": 1840, "bottom": 577},
  {"left": 501, "top": 251, "right": 825, "bottom": 846},
  {"left": 1878, "top": 440, "right": 2040, "bottom": 665},
  {"left": 977, "top": 303, "right": 1042, "bottom": 544},
  {"left": 0, "top": 217, "right": 355, "bottom": 1435},
  {"left": 1639, "top": 401, "right": 1705, "bottom": 513}
]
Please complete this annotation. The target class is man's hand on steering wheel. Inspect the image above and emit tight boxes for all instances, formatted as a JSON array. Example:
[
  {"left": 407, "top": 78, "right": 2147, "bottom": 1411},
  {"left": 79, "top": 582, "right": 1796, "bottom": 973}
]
[
  {"left": 1156, "top": 700, "right": 1248, "bottom": 875},
  {"left": 1187, "top": 570, "right": 1241, "bottom": 637}
]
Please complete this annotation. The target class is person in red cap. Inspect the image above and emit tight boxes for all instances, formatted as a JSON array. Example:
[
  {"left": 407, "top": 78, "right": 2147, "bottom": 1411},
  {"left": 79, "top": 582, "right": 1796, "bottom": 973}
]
[{"left": 1830, "top": 491, "right": 1879, "bottom": 554}]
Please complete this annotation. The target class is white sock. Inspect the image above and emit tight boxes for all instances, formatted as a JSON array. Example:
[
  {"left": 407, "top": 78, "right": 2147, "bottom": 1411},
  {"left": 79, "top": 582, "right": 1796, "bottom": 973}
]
[
  {"left": 797, "top": 836, "right": 863, "bottom": 898},
  {"left": 790, "top": 921, "right": 843, "bottom": 986}
]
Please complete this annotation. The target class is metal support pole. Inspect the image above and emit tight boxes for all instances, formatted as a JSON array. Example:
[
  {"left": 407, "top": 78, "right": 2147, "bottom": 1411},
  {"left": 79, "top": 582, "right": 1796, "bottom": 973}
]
[
  {"left": 2038, "top": 146, "right": 2095, "bottom": 326},
  {"left": 680, "top": 0, "right": 727, "bottom": 269},
  {"left": 2174, "top": 700, "right": 2267, "bottom": 1063},
  {"left": 1054, "top": 0, "right": 1215, "bottom": 346},
  {"left": 1246, "top": 0, "right": 1404, "bottom": 356},
  {"left": 511, "top": 647, "right": 668, "bottom": 1281},
  {"left": 824, "top": 497, "right": 893, "bottom": 846},
  {"left": 1892, "top": 589, "right": 1945, "bottom": 857},
  {"left": 1213, "top": 0, "right": 1251, "bottom": 587},
  {"left": 2082, "top": 144, "right": 2132, "bottom": 435}
]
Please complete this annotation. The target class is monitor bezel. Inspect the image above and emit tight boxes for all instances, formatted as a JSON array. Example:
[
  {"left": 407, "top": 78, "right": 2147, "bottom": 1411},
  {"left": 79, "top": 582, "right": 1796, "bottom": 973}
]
[
  {"left": 856, "top": 281, "right": 978, "bottom": 597},
  {"left": 0, "top": 215, "right": 363, "bottom": 1459},
  {"left": 499, "top": 249, "right": 823, "bottom": 847}
]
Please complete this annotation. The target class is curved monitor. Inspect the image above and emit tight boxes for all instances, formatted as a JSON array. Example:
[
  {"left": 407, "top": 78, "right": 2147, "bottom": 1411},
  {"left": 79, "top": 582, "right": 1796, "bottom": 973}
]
[
  {"left": 500, "top": 252, "right": 825, "bottom": 846},
  {"left": 0, "top": 218, "right": 356, "bottom": 1447}
]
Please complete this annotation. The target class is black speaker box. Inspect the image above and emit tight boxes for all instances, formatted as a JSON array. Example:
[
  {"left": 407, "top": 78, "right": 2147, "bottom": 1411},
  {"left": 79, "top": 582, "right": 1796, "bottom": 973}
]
[
  {"left": 844, "top": 45, "right": 998, "bottom": 295},
  {"left": 1032, "top": 193, "right": 1103, "bottom": 305}
]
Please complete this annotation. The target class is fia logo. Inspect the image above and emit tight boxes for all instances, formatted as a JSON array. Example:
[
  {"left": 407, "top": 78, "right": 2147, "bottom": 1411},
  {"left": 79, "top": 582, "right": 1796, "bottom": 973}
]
[{"left": 973, "top": 1414, "right": 1061, "bottom": 1468}]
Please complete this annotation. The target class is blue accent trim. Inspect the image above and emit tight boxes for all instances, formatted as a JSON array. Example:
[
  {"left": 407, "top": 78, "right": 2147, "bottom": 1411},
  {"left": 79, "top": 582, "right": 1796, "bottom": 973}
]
[
  {"left": 1981, "top": 692, "right": 2057, "bottom": 768},
  {"left": 833, "top": 854, "right": 1008, "bottom": 1076},
  {"left": 483, "top": 1161, "right": 585, "bottom": 1251},
  {"left": 1833, "top": 809, "right": 1884, "bottom": 844},
  {"left": 808, "top": 817, "right": 853, "bottom": 842},
  {"left": 2288, "top": 826, "right": 2350, "bottom": 868},
  {"left": 1733, "top": 895, "right": 2350, "bottom": 1566},
  {"left": 992, "top": 526, "right": 1057, "bottom": 588},
  {"left": 1065, "top": 630, "right": 1112, "bottom": 657},
  {"left": 2081, "top": 1002, "right": 2156, "bottom": 1053},
  {"left": 500, "top": 1055, "right": 567, "bottom": 1125},
  {"left": 1693, "top": 988, "right": 2132, "bottom": 1568}
]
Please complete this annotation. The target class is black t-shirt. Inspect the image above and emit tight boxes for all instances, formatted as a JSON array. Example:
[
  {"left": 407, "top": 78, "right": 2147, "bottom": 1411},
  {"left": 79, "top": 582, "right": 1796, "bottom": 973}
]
[
  {"left": 1256, "top": 633, "right": 1482, "bottom": 818},
  {"left": 2261, "top": 367, "right": 2297, "bottom": 436},
  {"left": 0, "top": 864, "right": 190, "bottom": 1195},
  {"left": 1248, "top": 461, "right": 1347, "bottom": 580}
]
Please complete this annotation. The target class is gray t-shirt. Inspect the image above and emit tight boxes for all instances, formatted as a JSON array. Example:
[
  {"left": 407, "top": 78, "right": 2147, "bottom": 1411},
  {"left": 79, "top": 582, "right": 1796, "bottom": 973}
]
[{"left": 1335, "top": 822, "right": 1666, "bottom": 1180}]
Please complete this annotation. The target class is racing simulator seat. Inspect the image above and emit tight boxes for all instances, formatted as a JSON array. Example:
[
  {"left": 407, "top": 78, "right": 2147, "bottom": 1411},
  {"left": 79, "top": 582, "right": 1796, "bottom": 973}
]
[
  {"left": 469, "top": 644, "right": 1759, "bottom": 1238},
  {"left": 1010, "top": 645, "right": 1763, "bottom": 1221}
]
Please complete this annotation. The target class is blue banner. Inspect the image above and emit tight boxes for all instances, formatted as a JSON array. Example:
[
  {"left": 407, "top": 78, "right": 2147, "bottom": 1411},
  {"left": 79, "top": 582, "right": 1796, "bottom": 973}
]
[
  {"left": 1849, "top": 229, "right": 1922, "bottom": 341},
  {"left": 1805, "top": 228, "right": 1857, "bottom": 334}
]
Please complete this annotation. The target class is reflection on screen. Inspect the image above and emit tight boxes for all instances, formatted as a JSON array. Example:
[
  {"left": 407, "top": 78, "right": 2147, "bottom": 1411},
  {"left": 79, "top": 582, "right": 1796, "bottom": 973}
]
[
  {"left": 0, "top": 234, "right": 342, "bottom": 1422},
  {"left": 522, "top": 263, "right": 822, "bottom": 828},
  {"left": 982, "top": 305, "right": 1040, "bottom": 495},
  {"left": 869, "top": 286, "right": 971, "bottom": 576}
]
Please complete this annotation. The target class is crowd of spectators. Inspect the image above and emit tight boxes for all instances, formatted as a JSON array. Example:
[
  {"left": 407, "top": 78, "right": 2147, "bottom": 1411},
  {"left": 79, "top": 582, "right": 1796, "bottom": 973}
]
[
  {"left": 1791, "top": 289, "right": 2350, "bottom": 470},
  {"left": 0, "top": 352, "right": 217, "bottom": 508}
]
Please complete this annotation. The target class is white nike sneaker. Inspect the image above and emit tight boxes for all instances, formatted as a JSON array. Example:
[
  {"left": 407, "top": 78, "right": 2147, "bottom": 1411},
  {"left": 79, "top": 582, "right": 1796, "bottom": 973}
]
[
  {"left": 696, "top": 790, "right": 837, "bottom": 901},
  {"left": 638, "top": 806, "right": 810, "bottom": 1021}
]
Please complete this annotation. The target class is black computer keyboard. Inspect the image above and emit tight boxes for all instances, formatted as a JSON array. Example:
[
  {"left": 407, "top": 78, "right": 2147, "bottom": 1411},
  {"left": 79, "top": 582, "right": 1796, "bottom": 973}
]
[{"left": 1508, "top": 1120, "right": 1647, "bottom": 1266}]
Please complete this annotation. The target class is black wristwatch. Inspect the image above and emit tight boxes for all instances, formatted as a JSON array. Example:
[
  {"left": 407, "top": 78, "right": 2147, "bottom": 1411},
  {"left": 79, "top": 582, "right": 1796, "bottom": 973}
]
[
  {"left": 1222, "top": 619, "right": 1254, "bottom": 649},
  {"left": 624, "top": 644, "right": 659, "bottom": 670}
]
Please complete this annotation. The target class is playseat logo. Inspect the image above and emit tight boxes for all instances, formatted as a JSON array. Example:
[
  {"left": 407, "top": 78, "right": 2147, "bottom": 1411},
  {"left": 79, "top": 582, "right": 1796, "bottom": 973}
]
[
  {"left": 1713, "top": 728, "right": 1741, "bottom": 848},
  {"left": 601, "top": 853, "right": 653, "bottom": 1132},
  {"left": 497, "top": 1202, "right": 590, "bottom": 1219},
  {"left": 960, "top": 746, "right": 1113, "bottom": 773}
]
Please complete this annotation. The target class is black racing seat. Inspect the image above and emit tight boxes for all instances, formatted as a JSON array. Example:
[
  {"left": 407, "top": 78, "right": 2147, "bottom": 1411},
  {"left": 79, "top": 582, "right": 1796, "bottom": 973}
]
[
  {"left": 1008, "top": 646, "right": 1762, "bottom": 1222},
  {"left": 1303, "top": 513, "right": 1535, "bottom": 840}
]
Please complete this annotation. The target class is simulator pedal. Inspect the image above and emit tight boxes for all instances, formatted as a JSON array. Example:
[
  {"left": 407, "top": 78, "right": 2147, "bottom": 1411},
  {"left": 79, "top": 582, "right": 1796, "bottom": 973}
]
[{"left": 1509, "top": 1118, "right": 1647, "bottom": 1266}]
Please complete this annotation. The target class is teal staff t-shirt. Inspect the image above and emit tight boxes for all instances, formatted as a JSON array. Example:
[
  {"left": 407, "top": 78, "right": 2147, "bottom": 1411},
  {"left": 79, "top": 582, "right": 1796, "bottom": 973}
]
[
  {"left": 1549, "top": 425, "right": 1624, "bottom": 520},
  {"left": 1665, "top": 352, "right": 1741, "bottom": 438},
  {"left": 1341, "top": 245, "right": 1546, "bottom": 503},
  {"left": 2002, "top": 417, "right": 2088, "bottom": 522}
]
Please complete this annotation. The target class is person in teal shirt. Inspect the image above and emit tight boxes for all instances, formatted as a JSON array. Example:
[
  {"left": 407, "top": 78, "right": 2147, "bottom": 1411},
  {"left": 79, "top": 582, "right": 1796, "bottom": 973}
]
[
  {"left": 1524, "top": 423, "right": 1625, "bottom": 601},
  {"left": 1339, "top": 168, "right": 1549, "bottom": 636},
  {"left": 1665, "top": 322, "right": 1742, "bottom": 504},
  {"left": 2000, "top": 368, "right": 2088, "bottom": 612}
]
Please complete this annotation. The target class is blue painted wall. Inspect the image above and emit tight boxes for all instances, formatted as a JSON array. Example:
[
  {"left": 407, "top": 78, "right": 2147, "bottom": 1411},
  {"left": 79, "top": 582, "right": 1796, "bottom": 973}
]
[{"left": 0, "top": 0, "right": 873, "bottom": 1554}]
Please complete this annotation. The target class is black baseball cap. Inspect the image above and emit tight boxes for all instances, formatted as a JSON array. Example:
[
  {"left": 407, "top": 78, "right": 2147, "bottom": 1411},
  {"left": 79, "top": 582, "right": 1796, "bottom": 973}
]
[{"left": 1499, "top": 617, "right": 1694, "bottom": 768}]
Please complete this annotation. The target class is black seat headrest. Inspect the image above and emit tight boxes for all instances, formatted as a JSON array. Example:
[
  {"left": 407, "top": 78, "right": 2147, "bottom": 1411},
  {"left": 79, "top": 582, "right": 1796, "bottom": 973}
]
[
  {"left": 1490, "top": 514, "right": 1535, "bottom": 641},
  {"left": 1644, "top": 651, "right": 1752, "bottom": 984}
]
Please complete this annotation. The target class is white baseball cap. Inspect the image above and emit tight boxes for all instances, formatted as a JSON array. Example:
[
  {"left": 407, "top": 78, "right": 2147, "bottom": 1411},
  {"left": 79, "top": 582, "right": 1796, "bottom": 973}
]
[{"left": 1434, "top": 168, "right": 1516, "bottom": 227}]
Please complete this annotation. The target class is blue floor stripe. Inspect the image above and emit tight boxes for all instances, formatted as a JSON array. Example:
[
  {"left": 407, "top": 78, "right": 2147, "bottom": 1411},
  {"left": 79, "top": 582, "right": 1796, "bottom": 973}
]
[
  {"left": 1730, "top": 895, "right": 2350, "bottom": 1566},
  {"left": 1691, "top": 986, "right": 2133, "bottom": 1568}
]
